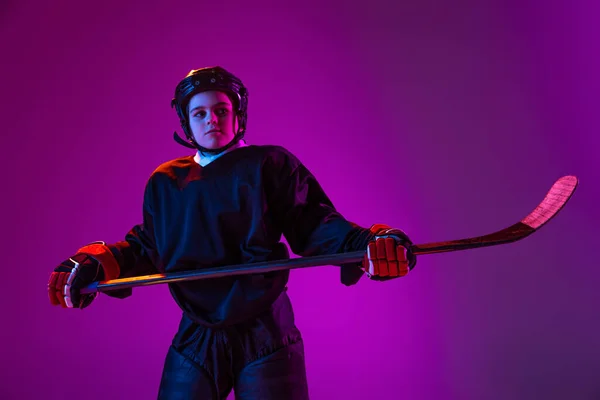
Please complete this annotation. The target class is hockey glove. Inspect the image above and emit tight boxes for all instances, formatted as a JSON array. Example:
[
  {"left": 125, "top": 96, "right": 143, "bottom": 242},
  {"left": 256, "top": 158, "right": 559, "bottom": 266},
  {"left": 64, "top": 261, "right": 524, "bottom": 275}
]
[
  {"left": 362, "top": 224, "right": 417, "bottom": 280},
  {"left": 48, "top": 242, "right": 121, "bottom": 309}
]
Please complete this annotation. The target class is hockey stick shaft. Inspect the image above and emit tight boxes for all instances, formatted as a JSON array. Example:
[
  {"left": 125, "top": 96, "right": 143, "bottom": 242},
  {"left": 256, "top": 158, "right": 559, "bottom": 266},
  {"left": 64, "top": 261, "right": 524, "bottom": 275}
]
[
  {"left": 78, "top": 228, "right": 529, "bottom": 295},
  {"left": 80, "top": 175, "right": 577, "bottom": 294}
]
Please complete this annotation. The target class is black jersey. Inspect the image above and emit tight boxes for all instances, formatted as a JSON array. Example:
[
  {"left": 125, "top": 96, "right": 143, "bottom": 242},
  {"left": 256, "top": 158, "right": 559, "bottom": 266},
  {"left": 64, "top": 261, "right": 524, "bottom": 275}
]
[{"left": 106, "top": 145, "right": 375, "bottom": 327}]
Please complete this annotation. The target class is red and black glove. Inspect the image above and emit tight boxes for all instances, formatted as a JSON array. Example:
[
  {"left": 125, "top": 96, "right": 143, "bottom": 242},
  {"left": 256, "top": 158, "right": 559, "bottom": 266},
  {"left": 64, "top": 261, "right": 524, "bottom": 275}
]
[
  {"left": 48, "top": 242, "right": 121, "bottom": 309},
  {"left": 362, "top": 224, "right": 417, "bottom": 280}
]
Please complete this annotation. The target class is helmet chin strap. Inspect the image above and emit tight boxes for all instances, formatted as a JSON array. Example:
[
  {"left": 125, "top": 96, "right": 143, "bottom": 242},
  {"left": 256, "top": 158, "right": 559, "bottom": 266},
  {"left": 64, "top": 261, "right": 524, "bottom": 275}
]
[
  {"left": 172, "top": 131, "right": 197, "bottom": 149},
  {"left": 195, "top": 132, "right": 245, "bottom": 156}
]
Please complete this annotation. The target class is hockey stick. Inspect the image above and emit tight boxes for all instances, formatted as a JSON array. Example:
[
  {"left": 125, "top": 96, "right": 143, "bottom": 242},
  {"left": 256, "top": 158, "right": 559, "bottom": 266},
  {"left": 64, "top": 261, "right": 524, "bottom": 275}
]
[{"left": 80, "top": 175, "right": 578, "bottom": 294}]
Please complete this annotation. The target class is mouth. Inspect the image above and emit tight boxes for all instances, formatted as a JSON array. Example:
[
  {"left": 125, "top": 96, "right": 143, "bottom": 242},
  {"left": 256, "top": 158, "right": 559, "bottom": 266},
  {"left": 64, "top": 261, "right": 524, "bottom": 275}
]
[{"left": 206, "top": 129, "right": 221, "bottom": 135}]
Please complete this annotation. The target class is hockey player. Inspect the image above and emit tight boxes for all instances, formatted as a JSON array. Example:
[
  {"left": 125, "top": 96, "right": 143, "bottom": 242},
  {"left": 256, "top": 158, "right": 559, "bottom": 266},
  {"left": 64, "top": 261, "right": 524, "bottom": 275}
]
[{"left": 47, "top": 66, "right": 417, "bottom": 399}]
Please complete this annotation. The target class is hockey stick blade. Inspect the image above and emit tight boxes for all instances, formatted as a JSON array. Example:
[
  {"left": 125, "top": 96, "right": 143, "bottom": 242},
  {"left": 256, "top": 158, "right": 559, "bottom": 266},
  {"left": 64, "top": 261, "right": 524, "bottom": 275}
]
[
  {"left": 80, "top": 175, "right": 578, "bottom": 294},
  {"left": 410, "top": 175, "right": 579, "bottom": 254}
]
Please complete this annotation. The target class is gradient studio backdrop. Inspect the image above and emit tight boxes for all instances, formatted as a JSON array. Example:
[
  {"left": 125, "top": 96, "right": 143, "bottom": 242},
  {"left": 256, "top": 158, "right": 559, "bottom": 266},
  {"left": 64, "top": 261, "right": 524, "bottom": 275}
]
[{"left": 1, "top": 0, "right": 598, "bottom": 399}]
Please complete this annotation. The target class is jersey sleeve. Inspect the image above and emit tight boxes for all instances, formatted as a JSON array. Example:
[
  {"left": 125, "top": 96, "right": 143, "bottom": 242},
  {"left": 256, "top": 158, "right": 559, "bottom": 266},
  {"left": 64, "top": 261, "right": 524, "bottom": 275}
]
[{"left": 265, "top": 147, "right": 376, "bottom": 278}]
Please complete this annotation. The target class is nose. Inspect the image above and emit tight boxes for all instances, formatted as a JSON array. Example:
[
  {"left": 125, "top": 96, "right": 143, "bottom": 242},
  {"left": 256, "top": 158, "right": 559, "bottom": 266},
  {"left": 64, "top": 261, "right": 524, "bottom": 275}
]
[{"left": 207, "top": 111, "right": 218, "bottom": 125}]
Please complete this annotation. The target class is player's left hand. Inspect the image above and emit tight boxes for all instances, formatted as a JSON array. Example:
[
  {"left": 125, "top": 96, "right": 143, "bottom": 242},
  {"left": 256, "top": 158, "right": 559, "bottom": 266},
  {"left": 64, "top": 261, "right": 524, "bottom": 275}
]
[
  {"left": 362, "top": 224, "right": 417, "bottom": 280},
  {"left": 48, "top": 253, "right": 102, "bottom": 309}
]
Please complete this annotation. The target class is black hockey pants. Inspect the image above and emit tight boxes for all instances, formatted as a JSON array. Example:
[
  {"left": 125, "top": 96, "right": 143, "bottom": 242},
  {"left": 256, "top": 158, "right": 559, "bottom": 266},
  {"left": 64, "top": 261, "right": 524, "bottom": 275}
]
[{"left": 157, "top": 290, "right": 309, "bottom": 400}]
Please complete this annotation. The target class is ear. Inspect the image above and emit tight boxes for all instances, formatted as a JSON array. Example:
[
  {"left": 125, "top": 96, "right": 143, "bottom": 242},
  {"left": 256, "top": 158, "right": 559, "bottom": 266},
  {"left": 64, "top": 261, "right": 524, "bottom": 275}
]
[{"left": 234, "top": 113, "right": 240, "bottom": 132}]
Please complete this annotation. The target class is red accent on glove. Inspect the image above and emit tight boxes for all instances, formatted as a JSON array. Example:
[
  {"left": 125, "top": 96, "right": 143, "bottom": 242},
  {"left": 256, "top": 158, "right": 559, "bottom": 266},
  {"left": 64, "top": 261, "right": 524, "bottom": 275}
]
[
  {"left": 76, "top": 243, "right": 121, "bottom": 281},
  {"left": 369, "top": 224, "right": 392, "bottom": 234},
  {"left": 48, "top": 271, "right": 69, "bottom": 307}
]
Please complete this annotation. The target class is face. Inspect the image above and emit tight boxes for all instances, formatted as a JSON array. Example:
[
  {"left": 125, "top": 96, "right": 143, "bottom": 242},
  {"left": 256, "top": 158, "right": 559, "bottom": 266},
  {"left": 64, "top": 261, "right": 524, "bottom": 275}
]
[{"left": 187, "top": 91, "right": 238, "bottom": 149}]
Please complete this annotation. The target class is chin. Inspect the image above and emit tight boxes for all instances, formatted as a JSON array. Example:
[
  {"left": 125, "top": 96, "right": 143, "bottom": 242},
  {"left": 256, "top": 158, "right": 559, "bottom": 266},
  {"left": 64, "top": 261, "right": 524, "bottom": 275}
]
[{"left": 200, "top": 139, "right": 228, "bottom": 150}]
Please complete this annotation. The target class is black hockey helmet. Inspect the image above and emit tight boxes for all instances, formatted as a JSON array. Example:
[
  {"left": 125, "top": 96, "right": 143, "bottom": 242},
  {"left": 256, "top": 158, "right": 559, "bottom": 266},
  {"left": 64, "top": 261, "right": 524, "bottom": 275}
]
[{"left": 171, "top": 66, "right": 249, "bottom": 154}]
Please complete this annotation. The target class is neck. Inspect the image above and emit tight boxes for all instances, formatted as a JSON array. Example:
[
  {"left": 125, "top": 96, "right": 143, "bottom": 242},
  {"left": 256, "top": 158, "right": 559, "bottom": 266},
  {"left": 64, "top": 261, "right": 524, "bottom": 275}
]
[{"left": 194, "top": 139, "right": 248, "bottom": 167}]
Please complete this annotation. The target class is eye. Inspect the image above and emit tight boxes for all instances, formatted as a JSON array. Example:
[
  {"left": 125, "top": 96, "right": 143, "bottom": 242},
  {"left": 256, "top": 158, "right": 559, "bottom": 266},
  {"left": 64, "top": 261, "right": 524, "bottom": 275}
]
[
  {"left": 193, "top": 110, "right": 207, "bottom": 118},
  {"left": 216, "top": 108, "right": 229, "bottom": 116}
]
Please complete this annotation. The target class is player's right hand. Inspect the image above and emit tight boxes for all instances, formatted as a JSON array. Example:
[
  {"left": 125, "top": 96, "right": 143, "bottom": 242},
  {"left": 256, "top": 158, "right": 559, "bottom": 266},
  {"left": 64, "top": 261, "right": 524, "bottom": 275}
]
[{"left": 48, "top": 253, "right": 104, "bottom": 309}]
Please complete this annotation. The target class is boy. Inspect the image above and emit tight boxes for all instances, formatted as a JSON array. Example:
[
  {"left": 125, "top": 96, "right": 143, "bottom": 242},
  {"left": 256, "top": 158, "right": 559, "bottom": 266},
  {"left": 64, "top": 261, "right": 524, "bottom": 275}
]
[{"left": 48, "top": 66, "right": 417, "bottom": 399}]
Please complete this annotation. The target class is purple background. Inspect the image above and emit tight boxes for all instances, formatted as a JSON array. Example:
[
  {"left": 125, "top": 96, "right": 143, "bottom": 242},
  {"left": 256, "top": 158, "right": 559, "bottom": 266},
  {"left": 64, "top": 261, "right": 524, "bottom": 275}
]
[{"left": 2, "top": 0, "right": 598, "bottom": 399}]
